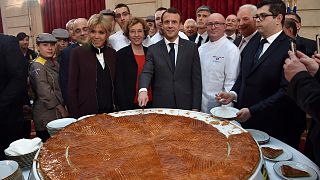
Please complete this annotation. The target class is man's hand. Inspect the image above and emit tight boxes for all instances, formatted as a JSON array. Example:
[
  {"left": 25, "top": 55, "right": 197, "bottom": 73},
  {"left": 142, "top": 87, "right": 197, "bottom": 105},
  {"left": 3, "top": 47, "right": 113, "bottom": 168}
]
[
  {"left": 284, "top": 51, "right": 307, "bottom": 82},
  {"left": 313, "top": 53, "right": 320, "bottom": 64},
  {"left": 236, "top": 108, "right": 251, "bottom": 122},
  {"left": 294, "top": 51, "right": 319, "bottom": 76},
  {"left": 215, "top": 92, "right": 235, "bottom": 105},
  {"left": 138, "top": 91, "right": 148, "bottom": 107},
  {"left": 56, "top": 104, "right": 69, "bottom": 117}
]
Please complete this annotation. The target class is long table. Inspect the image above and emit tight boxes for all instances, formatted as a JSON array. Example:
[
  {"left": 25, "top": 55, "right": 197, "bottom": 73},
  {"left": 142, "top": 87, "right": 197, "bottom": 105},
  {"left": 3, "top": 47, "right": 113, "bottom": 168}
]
[{"left": 265, "top": 137, "right": 319, "bottom": 179}]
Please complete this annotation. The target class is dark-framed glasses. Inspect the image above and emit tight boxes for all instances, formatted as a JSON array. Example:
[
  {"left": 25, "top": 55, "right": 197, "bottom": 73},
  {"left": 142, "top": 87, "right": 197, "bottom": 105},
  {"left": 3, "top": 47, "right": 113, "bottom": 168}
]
[
  {"left": 206, "top": 22, "right": 225, "bottom": 27},
  {"left": 253, "top": 13, "right": 275, "bottom": 21}
]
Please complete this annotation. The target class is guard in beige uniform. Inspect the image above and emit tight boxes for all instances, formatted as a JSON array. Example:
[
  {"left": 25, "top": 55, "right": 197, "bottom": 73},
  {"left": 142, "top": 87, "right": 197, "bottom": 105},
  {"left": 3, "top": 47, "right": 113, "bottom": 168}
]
[{"left": 29, "top": 33, "right": 68, "bottom": 141}]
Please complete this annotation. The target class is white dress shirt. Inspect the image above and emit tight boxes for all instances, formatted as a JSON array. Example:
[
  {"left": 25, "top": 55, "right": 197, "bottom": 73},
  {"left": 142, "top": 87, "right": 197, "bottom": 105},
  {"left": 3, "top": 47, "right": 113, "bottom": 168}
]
[
  {"left": 239, "top": 31, "right": 258, "bottom": 52},
  {"left": 199, "top": 36, "right": 240, "bottom": 113},
  {"left": 225, "top": 33, "right": 237, "bottom": 42},
  {"left": 150, "top": 31, "right": 189, "bottom": 45},
  {"left": 260, "top": 30, "right": 282, "bottom": 58},
  {"left": 108, "top": 30, "right": 130, "bottom": 51},
  {"left": 164, "top": 37, "right": 179, "bottom": 65},
  {"left": 230, "top": 30, "right": 283, "bottom": 101},
  {"left": 139, "top": 36, "right": 180, "bottom": 94},
  {"left": 195, "top": 31, "right": 208, "bottom": 46}
]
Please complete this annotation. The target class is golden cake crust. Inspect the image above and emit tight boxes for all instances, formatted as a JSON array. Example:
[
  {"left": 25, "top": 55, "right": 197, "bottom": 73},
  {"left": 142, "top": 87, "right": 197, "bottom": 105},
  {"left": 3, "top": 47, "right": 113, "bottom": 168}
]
[{"left": 38, "top": 113, "right": 260, "bottom": 180}]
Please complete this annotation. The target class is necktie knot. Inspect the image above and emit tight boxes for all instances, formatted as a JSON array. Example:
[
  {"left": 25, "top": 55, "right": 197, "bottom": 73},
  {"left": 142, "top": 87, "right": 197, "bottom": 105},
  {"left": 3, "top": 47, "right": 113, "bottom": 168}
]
[
  {"left": 260, "top": 39, "right": 268, "bottom": 46},
  {"left": 169, "top": 43, "right": 175, "bottom": 49},
  {"left": 254, "top": 38, "right": 268, "bottom": 63}
]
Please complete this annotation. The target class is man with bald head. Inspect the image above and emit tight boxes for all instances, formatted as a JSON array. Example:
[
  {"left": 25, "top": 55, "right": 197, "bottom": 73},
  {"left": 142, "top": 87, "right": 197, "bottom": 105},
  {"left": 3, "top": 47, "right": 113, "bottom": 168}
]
[
  {"left": 225, "top": 14, "right": 241, "bottom": 45},
  {"left": 183, "top": 18, "right": 197, "bottom": 42},
  {"left": 59, "top": 18, "right": 89, "bottom": 104},
  {"left": 236, "top": 4, "right": 259, "bottom": 52},
  {"left": 199, "top": 13, "right": 240, "bottom": 113}
]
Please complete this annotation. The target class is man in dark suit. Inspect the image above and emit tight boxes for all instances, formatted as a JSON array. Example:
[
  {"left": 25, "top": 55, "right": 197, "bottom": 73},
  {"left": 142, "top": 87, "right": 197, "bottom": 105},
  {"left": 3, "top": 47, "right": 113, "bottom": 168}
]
[
  {"left": 59, "top": 18, "right": 89, "bottom": 104},
  {"left": 236, "top": 4, "right": 258, "bottom": 52},
  {"left": 285, "top": 13, "right": 317, "bottom": 57},
  {"left": 0, "top": 34, "right": 28, "bottom": 160},
  {"left": 195, "top": 5, "right": 212, "bottom": 47},
  {"left": 138, "top": 8, "right": 202, "bottom": 110},
  {"left": 216, "top": 0, "right": 305, "bottom": 148},
  {"left": 183, "top": 18, "right": 197, "bottom": 42},
  {"left": 225, "top": 14, "right": 242, "bottom": 46}
]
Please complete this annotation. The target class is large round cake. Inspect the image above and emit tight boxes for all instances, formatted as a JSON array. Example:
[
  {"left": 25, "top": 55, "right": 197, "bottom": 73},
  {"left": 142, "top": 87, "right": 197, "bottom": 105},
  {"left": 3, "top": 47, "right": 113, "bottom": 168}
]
[{"left": 37, "top": 109, "right": 261, "bottom": 179}]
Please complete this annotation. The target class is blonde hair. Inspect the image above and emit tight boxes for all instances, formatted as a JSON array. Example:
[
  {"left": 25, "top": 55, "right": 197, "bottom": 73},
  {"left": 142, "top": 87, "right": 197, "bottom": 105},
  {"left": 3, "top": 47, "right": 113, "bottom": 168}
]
[{"left": 88, "top": 14, "right": 112, "bottom": 34}]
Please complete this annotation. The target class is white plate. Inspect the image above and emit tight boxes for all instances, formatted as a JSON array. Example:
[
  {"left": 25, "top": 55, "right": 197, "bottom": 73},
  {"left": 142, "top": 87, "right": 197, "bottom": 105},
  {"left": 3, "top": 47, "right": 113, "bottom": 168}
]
[
  {"left": 247, "top": 129, "right": 270, "bottom": 144},
  {"left": 47, "top": 118, "right": 76, "bottom": 129},
  {"left": 77, "top": 114, "right": 95, "bottom": 121},
  {"left": 210, "top": 106, "right": 239, "bottom": 119},
  {"left": 274, "top": 161, "right": 318, "bottom": 180},
  {"left": 260, "top": 144, "right": 292, "bottom": 162},
  {"left": 0, "top": 160, "right": 19, "bottom": 179}
]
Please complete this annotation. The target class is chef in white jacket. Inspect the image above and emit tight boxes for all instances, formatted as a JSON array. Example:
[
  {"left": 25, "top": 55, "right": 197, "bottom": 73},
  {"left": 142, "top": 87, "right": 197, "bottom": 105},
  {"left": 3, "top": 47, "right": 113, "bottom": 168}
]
[{"left": 199, "top": 13, "right": 240, "bottom": 113}]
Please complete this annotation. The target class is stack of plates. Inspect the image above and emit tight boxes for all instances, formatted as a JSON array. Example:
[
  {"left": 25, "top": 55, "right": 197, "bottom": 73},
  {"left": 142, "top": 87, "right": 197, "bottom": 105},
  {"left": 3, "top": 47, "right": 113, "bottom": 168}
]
[
  {"left": 247, "top": 129, "right": 270, "bottom": 144},
  {"left": 0, "top": 160, "right": 22, "bottom": 180},
  {"left": 46, "top": 118, "right": 76, "bottom": 136},
  {"left": 5, "top": 149, "right": 38, "bottom": 169}
]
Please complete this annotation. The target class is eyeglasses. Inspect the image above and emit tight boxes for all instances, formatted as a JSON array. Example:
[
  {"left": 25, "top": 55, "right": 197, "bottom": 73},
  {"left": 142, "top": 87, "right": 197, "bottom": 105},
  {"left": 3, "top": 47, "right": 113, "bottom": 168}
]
[
  {"left": 206, "top": 22, "right": 225, "bottom": 27},
  {"left": 253, "top": 13, "right": 276, "bottom": 21}
]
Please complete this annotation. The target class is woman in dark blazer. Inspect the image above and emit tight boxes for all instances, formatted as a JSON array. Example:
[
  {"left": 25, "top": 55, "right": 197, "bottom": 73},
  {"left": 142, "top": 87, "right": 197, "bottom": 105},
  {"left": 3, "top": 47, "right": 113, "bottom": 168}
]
[
  {"left": 68, "top": 14, "right": 116, "bottom": 118},
  {"left": 115, "top": 17, "right": 152, "bottom": 110}
]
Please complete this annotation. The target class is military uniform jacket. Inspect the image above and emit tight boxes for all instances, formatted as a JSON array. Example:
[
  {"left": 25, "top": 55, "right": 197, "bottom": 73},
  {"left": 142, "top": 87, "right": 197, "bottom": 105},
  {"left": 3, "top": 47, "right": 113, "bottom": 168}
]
[{"left": 29, "top": 56, "right": 64, "bottom": 131}]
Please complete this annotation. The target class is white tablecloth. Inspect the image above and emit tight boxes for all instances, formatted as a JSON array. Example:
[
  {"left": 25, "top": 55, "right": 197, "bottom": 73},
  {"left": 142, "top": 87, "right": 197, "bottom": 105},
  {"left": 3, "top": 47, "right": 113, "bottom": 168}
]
[
  {"left": 265, "top": 137, "right": 320, "bottom": 179},
  {"left": 22, "top": 137, "right": 319, "bottom": 180}
]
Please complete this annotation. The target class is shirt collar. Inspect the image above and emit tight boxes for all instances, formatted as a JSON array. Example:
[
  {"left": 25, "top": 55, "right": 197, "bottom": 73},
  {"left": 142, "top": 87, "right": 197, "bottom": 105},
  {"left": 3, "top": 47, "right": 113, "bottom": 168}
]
[
  {"left": 225, "top": 33, "right": 236, "bottom": 40},
  {"left": 164, "top": 36, "right": 179, "bottom": 46},
  {"left": 243, "top": 31, "right": 258, "bottom": 42},
  {"left": 209, "top": 35, "right": 226, "bottom": 44},
  {"left": 198, "top": 31, "right": 208, "bottom": 39},
  {"left": 262, "top": 30, "right": 282, "bottom": 45}
]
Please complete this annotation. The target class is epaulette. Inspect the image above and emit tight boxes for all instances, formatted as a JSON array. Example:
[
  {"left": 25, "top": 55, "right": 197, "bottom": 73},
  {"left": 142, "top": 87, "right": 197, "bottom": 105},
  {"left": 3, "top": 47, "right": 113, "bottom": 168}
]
[{"left": 34, "top": 56, "right": 47, "bottom": 65}]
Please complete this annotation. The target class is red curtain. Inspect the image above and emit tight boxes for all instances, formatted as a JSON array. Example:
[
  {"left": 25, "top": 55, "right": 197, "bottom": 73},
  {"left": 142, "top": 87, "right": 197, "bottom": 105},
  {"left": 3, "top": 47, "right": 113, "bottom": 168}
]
[
  {"left": 171, "top": 0, "right": 260, "bottom": 22},
  {"left": 40, "top": 0, "right": 105, "bottom": 33},
  {"left": 0, "top": 8, "right": 3, "bottom": 33}
]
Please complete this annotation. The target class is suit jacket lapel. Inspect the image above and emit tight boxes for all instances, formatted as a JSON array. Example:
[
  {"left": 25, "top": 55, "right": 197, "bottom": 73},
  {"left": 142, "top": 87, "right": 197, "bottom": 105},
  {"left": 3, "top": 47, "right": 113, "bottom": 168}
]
[
  {"left": 175, "top": 37, "right": 185, "bottom": 73},
  {"left": 159, "top": 39, "right": 174, "bottom": 72},
  {"left": 249, "top": 32, "right": 285, "bottom": 74}
]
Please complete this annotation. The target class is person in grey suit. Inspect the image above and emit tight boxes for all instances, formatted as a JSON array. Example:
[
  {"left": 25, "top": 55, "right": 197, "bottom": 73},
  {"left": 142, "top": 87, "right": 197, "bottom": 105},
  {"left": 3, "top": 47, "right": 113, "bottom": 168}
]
[{"left": 138, "top": 8, "right": 202, "bottom": 110}]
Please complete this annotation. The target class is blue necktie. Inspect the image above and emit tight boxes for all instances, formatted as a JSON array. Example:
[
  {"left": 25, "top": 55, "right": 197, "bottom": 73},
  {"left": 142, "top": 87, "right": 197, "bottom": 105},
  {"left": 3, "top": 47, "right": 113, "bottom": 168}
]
[
  {"left": 169, "top": 43, "right": 175, "bottom": 70},
  {"left": 254, "top": 39, "right": 268, "bottom": 63}
]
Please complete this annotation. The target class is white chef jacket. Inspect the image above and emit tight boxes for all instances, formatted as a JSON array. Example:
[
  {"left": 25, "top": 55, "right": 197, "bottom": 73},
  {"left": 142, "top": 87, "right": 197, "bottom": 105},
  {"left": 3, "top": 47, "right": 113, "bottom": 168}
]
[{"left": 199, "top": 36, "right": 240, "bottom": 114}]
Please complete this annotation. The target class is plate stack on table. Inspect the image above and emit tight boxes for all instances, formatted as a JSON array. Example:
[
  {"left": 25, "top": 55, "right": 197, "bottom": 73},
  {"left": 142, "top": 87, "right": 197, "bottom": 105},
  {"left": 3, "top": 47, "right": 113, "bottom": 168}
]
[
  {"left": 32, "top": 108, "right": 265, "bottom": 180},
  {"left": 46, "top": 118, "right": 76, "bottom": 136},
  {"left": 4, "top": 138, "right": 42, "bottom": 169},
  {"left": 0, "top": 160, "right": 23, "bottom": 180},
  {"left": 248, "top": 129, "right": 319, "bottom": 180}
]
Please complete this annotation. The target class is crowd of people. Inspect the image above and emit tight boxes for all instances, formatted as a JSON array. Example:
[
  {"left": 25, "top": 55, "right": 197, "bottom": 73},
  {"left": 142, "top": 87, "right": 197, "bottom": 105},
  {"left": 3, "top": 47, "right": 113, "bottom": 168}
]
[{"left": 0, "top": 0, "right": 319, "bottom": 166}]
